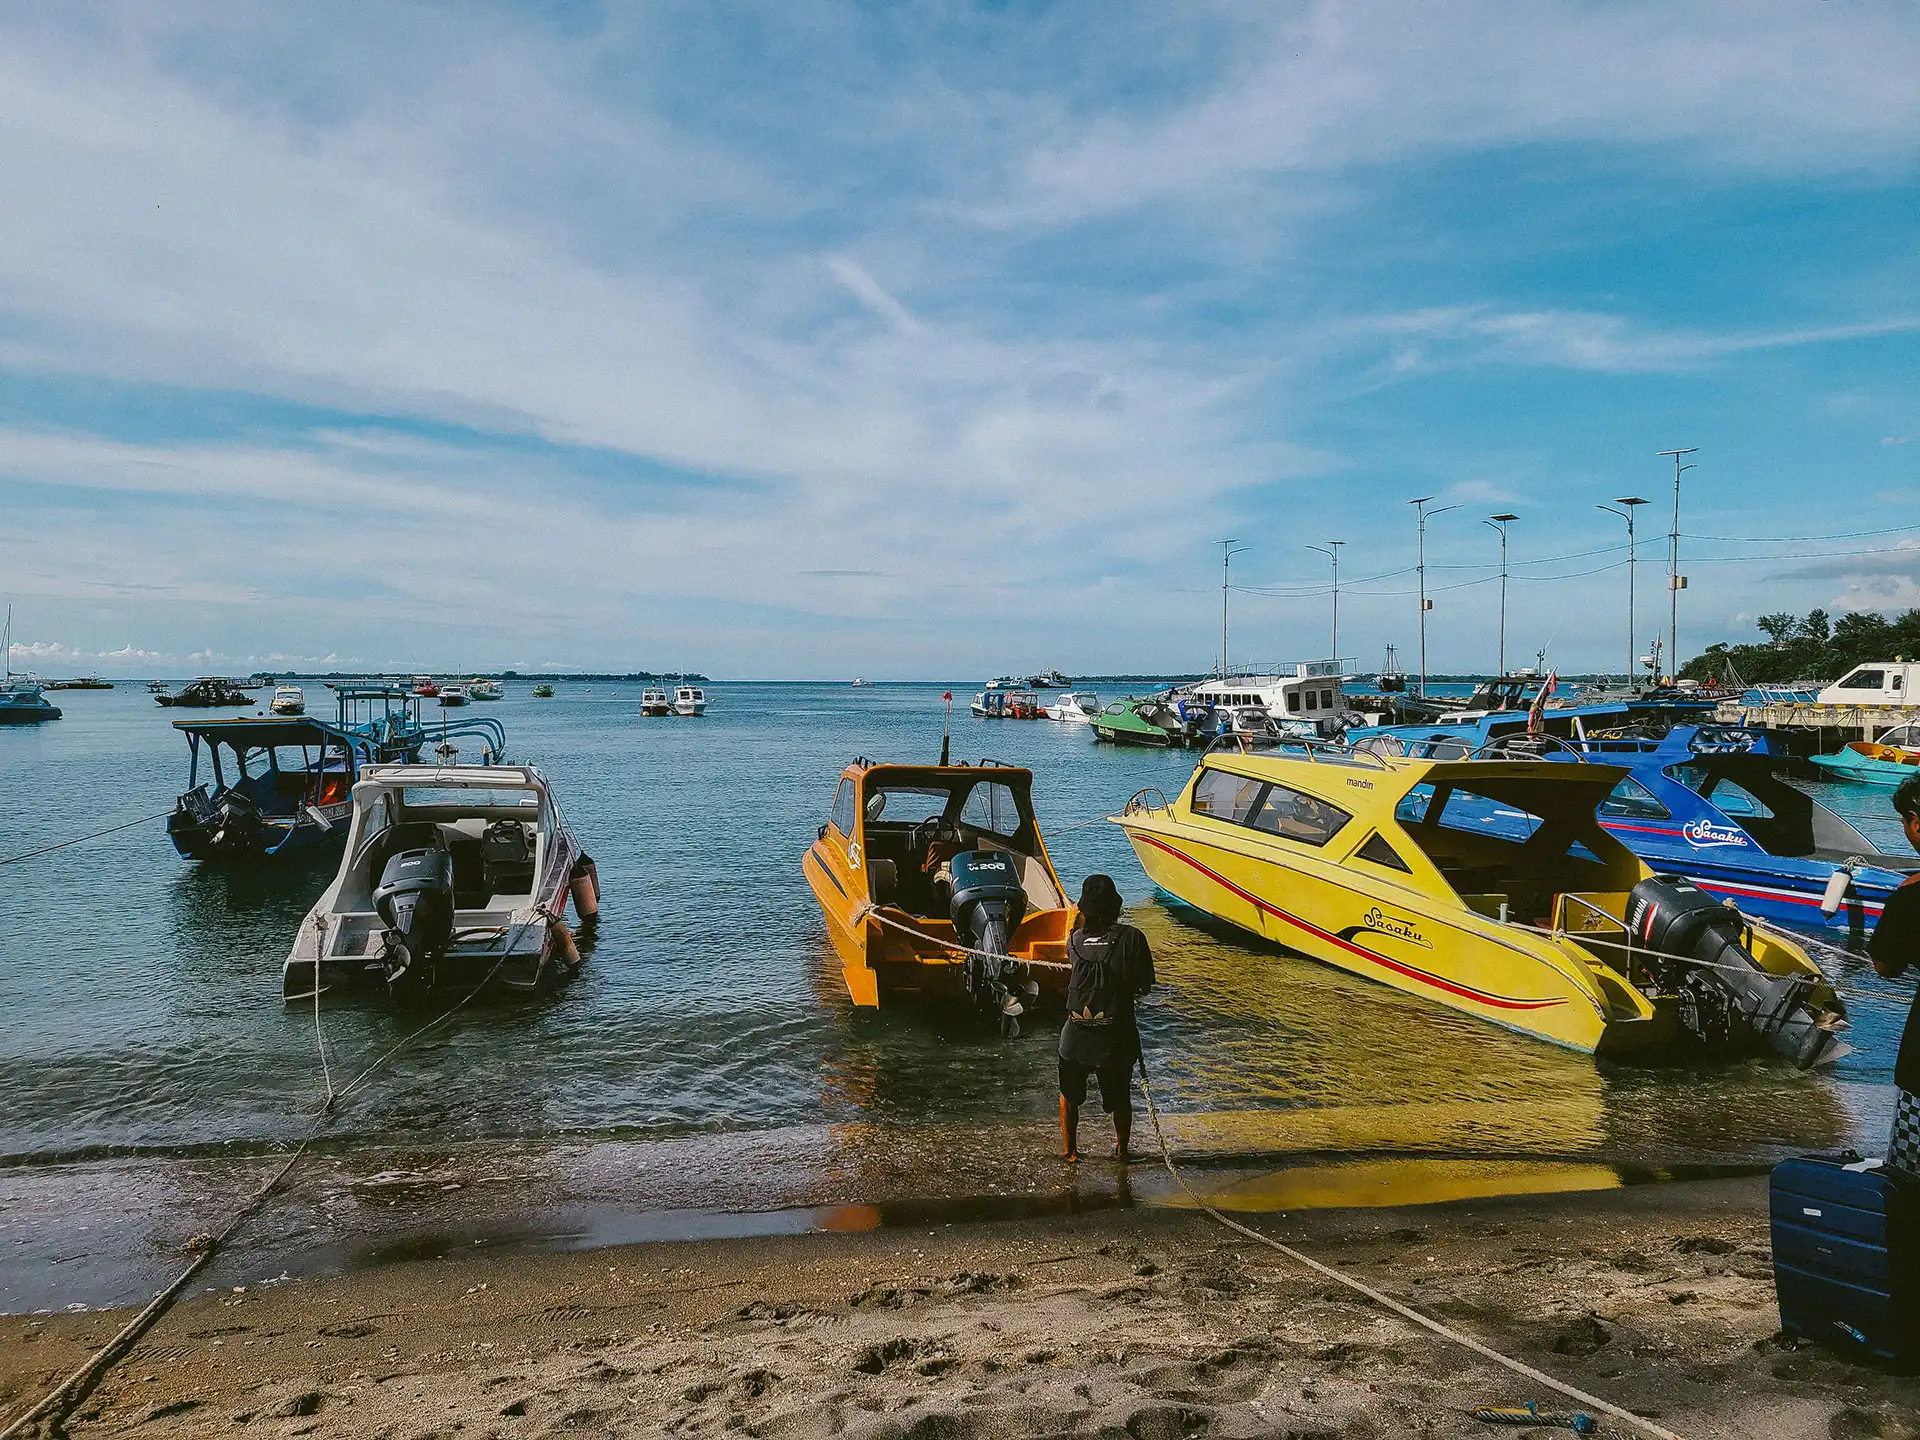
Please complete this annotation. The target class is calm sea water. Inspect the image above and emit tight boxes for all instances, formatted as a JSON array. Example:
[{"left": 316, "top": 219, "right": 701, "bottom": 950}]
[{"left": 1, "top": 682, "right": 1913, "bottom": 1189}]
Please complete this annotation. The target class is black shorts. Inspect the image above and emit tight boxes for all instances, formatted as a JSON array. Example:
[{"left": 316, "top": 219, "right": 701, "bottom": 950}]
[{"left": 1059, "top": 1055, "right": 1134, "bottom": 1114}]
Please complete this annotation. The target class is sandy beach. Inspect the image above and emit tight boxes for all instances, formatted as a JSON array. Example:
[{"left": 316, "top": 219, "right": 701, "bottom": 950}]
[{"left": 3, "top": 1173, "right": 1914, "bottom": 1440}]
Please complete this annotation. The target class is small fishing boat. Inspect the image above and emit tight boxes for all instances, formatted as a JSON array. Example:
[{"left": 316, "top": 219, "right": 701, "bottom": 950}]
[
  {"left": 270, "top": 684, "right": 306, "bottom": 715},
  {"left": 154, "top": 677, "right": 254, "bottom": 708},
  {"left": 971, "top": 688, "right": 1040, "bottom": 718},
  {"left": 641, "top": 687, "right": 673, "bottom": 716},
  {"left": 1377, "top": 645, "right": 1407, "bottom": 694},
  {"left": 411, "top": 676, "right": 440, "bottom": 698},
  {"left": 1808, "top": 721, "right": 1920, "bottom": 787},
  {"left": 283, "top": 764, "right": 596, "bottom": 1002},
  {"left": 1029, "top": 669, "right": 1071, "bottom": 689},
  {"left": 169, "top": 716, "right": 367, "bottom": 860},
  {"left": 1041, "top": 691, "right": 1101, "bottom": 723},
  {"left": 438, "top": 684, "right": 469, "bottom": 707},
  {"left": 467, "top": 677, "right": 503, "bottom": 701},
  {"left": 802, "top": 757, "right": 1074, "bottom": 1031},
  {"left": 1115, "top": 745, "right": 1846, "bottom": 1064},
  {"left": 45, "top": 676, "right": 113, "bottom": 691},
  {"left": 673, "top": 684, "right": 708, "bottom": 716},
  {"left": 532, "top": 683, "right": 555, "bottom": 698}
]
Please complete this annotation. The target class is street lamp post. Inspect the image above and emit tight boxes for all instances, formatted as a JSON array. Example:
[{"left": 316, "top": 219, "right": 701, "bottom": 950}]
[
  {"left": 1597, "top": 497, "right": 1650, "bottom": 687},
  {"left": 1483, "top": 513, "right": 1518, "bottom": 677},
  {"left": 1408, "top": 498, "right": 1458, "bottom": 698},
  {"left": 1218, "top": 538, "right": 1247, "bottom": 679},
  {"left": 1656, "top": 448, "right": 1697, "bottom": 682},
  {"left": 1306, "top": 540, "right": 1344, "bottom": 666}
]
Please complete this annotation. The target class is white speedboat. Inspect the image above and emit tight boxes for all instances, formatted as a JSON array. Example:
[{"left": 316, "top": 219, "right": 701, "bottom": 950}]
[
  {"left": 1042, "top": 691, "right": 1100, "bottom": 723},
  {"left": 467, "top": 677, "right": 503, "bottom": 701},
  {"left": 673, "top": 685, "right": 707, "bottom": 716},
  {"left": 283, "top": 763, "right": 595, "bottom": 1001},
  {"left": 439, "top": 684, "right": 469, "bottom": 707},
  {"left": 270, "top": 684, "right": 306, "bottom": 716}
]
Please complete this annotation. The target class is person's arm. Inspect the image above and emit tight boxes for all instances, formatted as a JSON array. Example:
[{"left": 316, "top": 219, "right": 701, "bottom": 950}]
[
  {"left": 1868, "top": 884, "right": 1919, "bottom": 979},
  {"left": 1126, "top": 928, "right": 1156, "bottom": 997}
]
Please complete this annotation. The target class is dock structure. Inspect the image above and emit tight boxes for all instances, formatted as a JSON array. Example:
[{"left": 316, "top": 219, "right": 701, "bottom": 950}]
[{"left": 1715, "top": 700, "right": 1920, "bottom": 749}]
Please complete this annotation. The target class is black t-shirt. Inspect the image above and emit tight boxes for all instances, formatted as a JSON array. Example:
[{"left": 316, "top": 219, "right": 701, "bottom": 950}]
[
  {"left": 1868, "top": 877, "right": 1920, "bottom": 1092},
  {"left": 1058, "top": 922, "right": 1156, "bottom": 1069}
]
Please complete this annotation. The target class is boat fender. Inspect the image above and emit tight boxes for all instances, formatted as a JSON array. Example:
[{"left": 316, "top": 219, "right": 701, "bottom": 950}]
[
  {"left": 569, "top": 852, "right": 600, "bottom": 919},
  {"left": 548, "top": 916, "right": 581, "bottom": 973},
  {"left": 1818, "top": 860, "right": 1859, "bottom": 919}
]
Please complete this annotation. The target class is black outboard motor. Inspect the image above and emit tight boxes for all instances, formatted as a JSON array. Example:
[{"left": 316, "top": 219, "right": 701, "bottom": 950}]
[
  {"left": 948, "top": 849, "right": 1039, "bottom": 1036},
  {"left": 1626, "top": 874, "right": 1842, "bottom": 1068},
  {"left": 374, "top": 845, "right": 455, "bottom": 1002}
]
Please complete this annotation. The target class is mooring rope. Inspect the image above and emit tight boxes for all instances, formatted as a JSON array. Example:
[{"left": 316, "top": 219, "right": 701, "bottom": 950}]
[
  {"left": 0, "top": 921, "right": 539, "bottom": 1440},
  {"left": 0, "top": 809, "right": 171, "bottom": 866},
  {"left": 1133, "top": 1062, "right": 1688, "bottom": 1440},
  {"left": 853, "top": 902, "right": 1073, "bottom": 971}
]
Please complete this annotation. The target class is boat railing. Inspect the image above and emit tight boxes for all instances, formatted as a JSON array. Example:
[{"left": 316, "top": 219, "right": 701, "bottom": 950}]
[
  {"left": 1468, "top": 733, "right": 1593, "bottom": 763},
  {"left": 1262, "top": 734, "right": 1395, "bottom": 769},
  {"left": 1122, "top": 788, "right": 1170, "bottom": 817},
  {"left": 1550, "top": 893, "right": 1644, "bottom": 987},
  {"left": 426, "top": 713, "right": 509, "bottom": 764}
]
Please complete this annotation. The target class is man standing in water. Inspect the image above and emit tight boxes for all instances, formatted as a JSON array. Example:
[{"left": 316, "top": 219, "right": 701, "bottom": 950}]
[
  {"left": 1870, "top": 774, "right": 1920, "bottom": 1174},
  {"left": 1058, "top": 874, "right": 1156, "bottom": 1163}
]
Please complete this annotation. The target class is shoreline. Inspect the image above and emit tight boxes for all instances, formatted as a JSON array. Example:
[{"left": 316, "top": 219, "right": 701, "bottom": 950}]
[{"left": 4, "top": 1174, "right": 1914, "bottom": 1439}]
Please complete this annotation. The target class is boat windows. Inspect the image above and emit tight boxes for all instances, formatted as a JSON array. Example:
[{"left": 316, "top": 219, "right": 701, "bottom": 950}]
[
  {"left": 959, "top": 782, "right": 1021, "bottom": 837},
  {"left": 1191, "top": 768, "right": 1265, "bottom": 824},
  {"left": 864, "top": 787, "right": 951, "bottom": 826},
  {"left": 1356, "top": 831, "right": 1412, "bottom": 873},
  {"left": 400, "top": 786, "right": 537, "bottom": 809},
  {"left": 1303, "top": 691, "right": 1318, "bottom": 711},
  {"left": 1286, "top": 692, "right": 1301, "bottom": 712},
  {"left": 1247, "top": 783, "right": 1350, "bottom": 846},
  {"left": 1699, "top": 778, "right": 1774, "bottom": 820},
  {"left": 830, "top": 779, "right": 857, "bottom": 836},
  {"left": 1837, "top": 669, "right": 1885, "bottom": 691},
  {"left": 1432, "top": 788, "right": 1545, "bottom": 840},
  {"left": 1321, "top": 690, "right": 1335, "bottom": 709},
  {"left": 1395, "top": 782, "right": 1436, "bottom": 824},
  {"left": 1598, "top": 777, "right": 1671, "bottom": 821}
]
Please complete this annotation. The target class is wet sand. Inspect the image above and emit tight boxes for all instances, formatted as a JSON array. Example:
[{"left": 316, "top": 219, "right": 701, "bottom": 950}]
[{"left": 4, "top": 1174, "right": 1915, "bottom": 1439}]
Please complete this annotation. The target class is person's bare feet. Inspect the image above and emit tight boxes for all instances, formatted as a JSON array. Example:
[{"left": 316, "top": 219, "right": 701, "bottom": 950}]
[{"left": 1060, "top": 1149, "right": 1079, "bottom": 1163}]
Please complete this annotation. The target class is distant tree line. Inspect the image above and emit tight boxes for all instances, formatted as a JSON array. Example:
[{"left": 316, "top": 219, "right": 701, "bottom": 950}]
[{"left": 1681, "top": 608, "right": 1920, "bottom": 684}]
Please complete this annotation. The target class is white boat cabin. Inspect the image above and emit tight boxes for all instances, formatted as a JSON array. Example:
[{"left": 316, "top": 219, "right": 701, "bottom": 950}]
[
  {"left": 1183, "top": 661, "right": 1348, "bottom": 722},
  {"left": 1815, "top": 662, "right": 1920, "bottom": 709}
]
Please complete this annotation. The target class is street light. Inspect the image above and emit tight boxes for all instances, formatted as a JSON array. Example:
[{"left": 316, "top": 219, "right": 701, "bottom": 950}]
[
  {"left": 1483, "top": 513, "right": 1518, "bottom": 677},
  {"left": 1656, "top": 448, "right": 1698, "bottom": 683},
  {"left": 1218, "top": 538, "right": 1247, "bottom": 679},
  {"left": 1305, "top": 540, "right": 1344, "bottom": 667},
  {"left": 1409, "top": 498, "right": 1459, "bottom": 698},
  {"left": 1597, "top": 497, "right": 1650, "bottom": 687}
]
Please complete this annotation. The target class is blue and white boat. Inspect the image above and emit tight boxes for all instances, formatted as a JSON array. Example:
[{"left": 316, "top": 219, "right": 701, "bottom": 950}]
[
  {"left": 0, "top": 608, "right": 61, "bottom": 724},
  {"left": 169, "top": 685, "right": 507, "bottom": 862},
  {"left": 1807, "top": 720, "right": 1920, "bottom": 788},
  {"left": 1366, "top": 721, "right": 1915, "bottom": 931}
]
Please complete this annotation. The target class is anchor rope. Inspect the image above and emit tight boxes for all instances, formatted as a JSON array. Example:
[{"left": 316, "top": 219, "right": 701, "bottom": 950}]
[
  {"left": 0, "top": 909, "right": 552, "bottom": 1440},
  {"left": 0, "top": 809, "right": 172, "bottom": 866},
  {"left": 1133, "top": 1063, "right": 1687, "bottom": 1440}
]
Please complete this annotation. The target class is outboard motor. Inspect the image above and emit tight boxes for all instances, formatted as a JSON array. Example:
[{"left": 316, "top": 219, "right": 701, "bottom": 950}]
[
  {"left": 948, "top": 849, "right": 1039, "bottom": 1036},
  {"left": 207, "top": 791, "right": 265, "bottom": 857},
  {"left": 1626, "top": 874, "right": 1842, "bottom": 1068},
  {"left": 373, "top": 845, "right": 455, "bottom": 1002}
]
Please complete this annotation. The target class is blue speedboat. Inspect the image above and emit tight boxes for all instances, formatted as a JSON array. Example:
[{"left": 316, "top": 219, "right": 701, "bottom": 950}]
[
  {"left": 0, "top": 608, "right": 61, "bottom": 724},
  {"left": 1356, "top": 692, "right": 1716, "bottom": 758},
  {"left": 168, "top": 685, "right": 507, "bottom": 862},
  {"left": 1368, "top": 721, "right": 1914, "bottom": 931}
]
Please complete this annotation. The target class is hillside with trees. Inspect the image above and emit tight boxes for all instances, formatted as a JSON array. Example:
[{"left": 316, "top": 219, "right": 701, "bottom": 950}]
[{"left": 1681, "top": 608, "right": 1920, "bottom": 685}]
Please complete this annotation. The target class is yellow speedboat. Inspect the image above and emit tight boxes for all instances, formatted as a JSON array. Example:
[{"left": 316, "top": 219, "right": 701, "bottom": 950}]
[
  {"left": 803, "top": 759, "right": 1074, "bottom": 1031},
  {"left": 1114, "top": 745, "right": 1846, "bottom": 1063}
]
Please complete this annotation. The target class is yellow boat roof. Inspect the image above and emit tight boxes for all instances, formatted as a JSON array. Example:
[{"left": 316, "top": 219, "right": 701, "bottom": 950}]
[{"left": 1191, "top": 749, "right": 1630, "bottom": 825}]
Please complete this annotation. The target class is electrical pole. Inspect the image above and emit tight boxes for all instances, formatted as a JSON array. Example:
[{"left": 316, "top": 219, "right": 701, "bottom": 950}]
[
  {"left": 1306, "top": 540, "right": 1344, "bottom": 667},
  {"left": 1598, "top": 497, "right": 1649, "bottom": 688},
  {"left": 1656, "top": 448, "right": 1696, "bottom": 682},
  {"left": 1408, "top": 498, "right": 1458, "bottom": 698},
  {"left": 1483, "top": 513, "right": 1518, "bottom": 677},
  {"left": 1218, "top": 539, "right": 1246, "bottom": 679}
]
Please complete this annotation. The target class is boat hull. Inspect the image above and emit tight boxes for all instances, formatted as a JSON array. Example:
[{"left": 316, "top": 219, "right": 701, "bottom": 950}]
[
  {"left": 1808, "top": 750, "right": 1918, "bottom": 787},
  {"left": 0, "top": 701, "right": 61, "bottom": 723},
  {"left": 1118, "top": 819, "right": 1641, "bottom": 1055}
]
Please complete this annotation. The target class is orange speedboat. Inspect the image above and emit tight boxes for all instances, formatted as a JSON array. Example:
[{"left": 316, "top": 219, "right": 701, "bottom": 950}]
[{"left": 802, "top": 758, "right": 1076, "bottom": 1031}]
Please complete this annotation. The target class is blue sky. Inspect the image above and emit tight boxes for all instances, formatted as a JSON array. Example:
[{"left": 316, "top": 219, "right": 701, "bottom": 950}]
[{"left": 1, "top": 1, "right": 1916, "bottom": 679}]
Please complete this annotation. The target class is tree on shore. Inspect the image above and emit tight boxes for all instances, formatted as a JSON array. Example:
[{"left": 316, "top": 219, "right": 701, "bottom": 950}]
[{"left": 1682, "top": 607, "right": 1920, "bottom": 685}]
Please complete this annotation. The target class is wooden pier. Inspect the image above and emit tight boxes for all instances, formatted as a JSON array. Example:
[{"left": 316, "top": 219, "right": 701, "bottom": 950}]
[{"left": 1714, "top": 700, "right": 1919, "bottom": 752}]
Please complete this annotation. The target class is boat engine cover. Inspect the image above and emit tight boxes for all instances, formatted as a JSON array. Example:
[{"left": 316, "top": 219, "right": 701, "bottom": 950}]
[
  {"left": 948, "top": 849, "right": 1027, "bottom": 942},
  {"left": 374, "top": 845, "right": 455, "bottom": 979},
  {"left": 1627, "top": 874, "right": 1838, "bottom": 1068}
]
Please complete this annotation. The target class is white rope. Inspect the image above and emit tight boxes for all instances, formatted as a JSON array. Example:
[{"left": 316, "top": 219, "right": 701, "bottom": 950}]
[
  {"left": 852, "top": 901, "right": 1072, "bottom": 971},
  {"left": 1134, "top": 1066, "right": 1687, "bottom": 1440}
]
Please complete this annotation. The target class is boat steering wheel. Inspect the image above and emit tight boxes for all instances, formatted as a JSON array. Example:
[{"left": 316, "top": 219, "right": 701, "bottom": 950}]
[{"left": 911, "top": 817, "right": 965, "bottom": 873}]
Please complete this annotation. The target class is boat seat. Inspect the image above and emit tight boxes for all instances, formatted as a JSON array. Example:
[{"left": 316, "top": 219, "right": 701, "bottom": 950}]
[{"left": 869, "top": 858, "right": 898, "bottom": 905}]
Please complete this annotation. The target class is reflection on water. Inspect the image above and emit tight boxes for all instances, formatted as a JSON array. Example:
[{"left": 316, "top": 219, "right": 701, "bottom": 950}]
[
  {"left": 0, "top": 684, "right": 1907, "bottom": 1194},
  {"left": 1171, "top": 1157, "right": 1626, "bottom": 1212}
]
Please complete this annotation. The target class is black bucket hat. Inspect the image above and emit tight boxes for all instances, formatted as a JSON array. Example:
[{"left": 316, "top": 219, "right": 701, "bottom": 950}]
[{"left": 1078, "top": 873, "right": 1123, "bottom": 932}]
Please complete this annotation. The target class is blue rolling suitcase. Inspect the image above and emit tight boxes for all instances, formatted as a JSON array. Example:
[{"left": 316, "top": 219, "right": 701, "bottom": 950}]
[{"left": 1770, "top": 1154, "right": 1920, "bottom": 1365}]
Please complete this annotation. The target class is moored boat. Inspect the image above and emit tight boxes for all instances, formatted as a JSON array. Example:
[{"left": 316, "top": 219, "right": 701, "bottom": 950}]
[
  {"left": 154, "top": 677, "right": 254, "bottom": 708},
  {"left": 45, "top": 676, "right": 113, "bottom": 691},
  {"left": 532, "top": 683, "right": 555, "bottom": 698},
  {"left": 971, "top": 688, "right": 1040, "bottom": 718},
  {"left": 438, "top": 684, "right": 469, "bottom": 707},
  {"left": 673, "top": 684, "right": 708, "bottom": 716},
  {"left": 283, "top": 764, "right": 595, "bottom": 1001},
  {"left": 802, "top": 758, "right": 1075, "bottom": 1031},
  {"left": 270, "top": 684, "right": 306, "bottom": 715},
  {"left": 1, "top": 611, "right": 61, "bottom": 723},
  {"left": 641, "top": 687, "right": 673, "bottom": 716},
  {"left": 1114, "top": 744, "right": 1846, "bottom": 1064},
  {"left": 1808, "top": 721, "right": 1920, "bottom": 787},
  {"left": 1091, "top": 694, "right": 1206, "bottom": 747},
  {"left": 411, "top": 676, "right": 440, "bottom": 698},
  {"left": 1041, "top": 691, "right": 1101, "bottom": 723},
  {"left": 169, "top": 716, "right": 366, "bottom": 861},
  {"left": 467, "top": 677, "right": 503, "bottom": 701}
]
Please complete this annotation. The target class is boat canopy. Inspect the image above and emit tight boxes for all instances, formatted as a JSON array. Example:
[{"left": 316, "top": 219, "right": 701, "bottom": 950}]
[{"left": 848, "top": 762, "right": 1041, "bottom": 850}]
